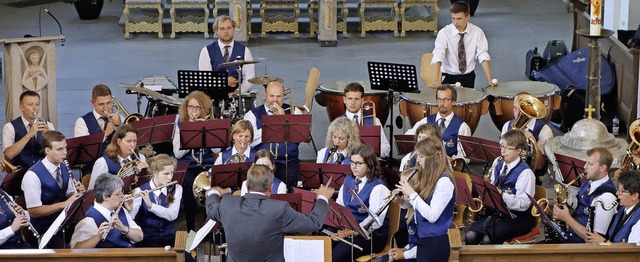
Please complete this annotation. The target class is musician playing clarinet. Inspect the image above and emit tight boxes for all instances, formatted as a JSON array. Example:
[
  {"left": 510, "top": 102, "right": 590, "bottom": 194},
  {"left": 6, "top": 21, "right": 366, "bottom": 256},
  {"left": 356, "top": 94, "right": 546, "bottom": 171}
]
[
  {"left": 71, "top": 174, "right": 143, "bottom": 248},
  {"left": 21, "top": 130, "right": 85, "bottom": 248},
  {"left": 316, "top": 117, "right": 361, "bottom": 165},
  {"left": 127, "top": 154, "right": 181, "bottom": 247},
  {"left": 394, "top": 136, "right": 455, "bottom": 262},
  {"left": 0, "top": 189, "right": 32, "bottom": 249},
  {"left": 333, "top": 144, "right": 390, "bottom": 262},
  {"left": 214, "top": 120, "right": 256, "bottom": 165}
]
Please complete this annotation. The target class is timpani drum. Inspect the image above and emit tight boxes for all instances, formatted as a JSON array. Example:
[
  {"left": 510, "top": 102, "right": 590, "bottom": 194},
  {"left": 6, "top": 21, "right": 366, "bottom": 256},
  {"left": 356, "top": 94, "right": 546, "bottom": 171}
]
[
  {"left": 399, "top": 86, "right": 488, "bottom": 135},
  {"left": 483, "top": 81, "right": 561, "bottom": 130},
  {"left": 315, "top": 81, "right": 390, "bottom": 124}
]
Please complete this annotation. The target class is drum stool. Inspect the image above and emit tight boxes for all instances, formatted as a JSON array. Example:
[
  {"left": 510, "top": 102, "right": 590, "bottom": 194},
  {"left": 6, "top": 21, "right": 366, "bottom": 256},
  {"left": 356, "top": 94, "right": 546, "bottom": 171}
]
[
  {"left": 169, "top": 0, "right": 209, "bottom": 39},
  {"left": 123, "top": 0, "right": 164, "bottom": 39}
]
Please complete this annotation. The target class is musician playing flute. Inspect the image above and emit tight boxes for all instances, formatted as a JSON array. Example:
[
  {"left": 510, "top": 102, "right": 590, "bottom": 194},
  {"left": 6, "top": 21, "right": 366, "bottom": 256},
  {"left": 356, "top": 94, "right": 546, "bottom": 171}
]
[
  {"left": 399, "top": 124, "right": 441, "bottom": 172},
  {"left": 71, "top": 174, "right": 143, "bottom": 248},
  {"left": 127, "top": 154, "right": 182, "bottom": 247},
  {"left": 21, "top": 130, "right": 85, "bottom": 248},
  {"left": 389, "top": 168, "right": 420, "bottom": 261},
  {"left": 240, "top": 149, "right": 287, "bottom": 196},
  {"left": 0, "top": 189, "right": 32, "bottom": 249},
  {"left": 341, "top": 82, "right": 390, "bottom": 158},
  {"left": 89, "top": 125, "right": 148, "bottom": 190},
  {"left": 214, "top": 120, "right": 256, "bottom": 165},
  {"left": 333, "top": 144, "right": 390, "bottom": 262},
  {"left": 316, "top": 117, "right": 360, "bottom": 165},
  {"left": 394, "top": 137, "right": 455, "bottom": 262}
]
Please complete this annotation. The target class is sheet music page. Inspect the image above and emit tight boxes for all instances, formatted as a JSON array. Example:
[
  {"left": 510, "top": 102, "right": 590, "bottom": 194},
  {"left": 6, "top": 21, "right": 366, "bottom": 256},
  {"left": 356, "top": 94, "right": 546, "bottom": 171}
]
[
  {"left": 187, "top": 219, "right": 217, "bottom": 252},
  {"left": 284, "top": 238, "right": 324, "bottom": 262},
  {"left": 39, "top": 208, "right": 67, "bottom": 249}
]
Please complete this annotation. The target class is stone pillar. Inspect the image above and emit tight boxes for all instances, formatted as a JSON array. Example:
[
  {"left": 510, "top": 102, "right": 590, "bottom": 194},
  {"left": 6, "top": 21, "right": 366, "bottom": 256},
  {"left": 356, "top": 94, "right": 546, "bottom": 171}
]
[{"left": 318, "top": 0, "right": 338, "bottom": 47}]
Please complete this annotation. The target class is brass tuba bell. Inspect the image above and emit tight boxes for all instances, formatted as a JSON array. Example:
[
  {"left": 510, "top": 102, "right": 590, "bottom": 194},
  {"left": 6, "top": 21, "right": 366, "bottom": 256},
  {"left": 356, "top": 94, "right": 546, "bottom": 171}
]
[
  {"left": 512, "top": 94, "right": 547, "bottom": 171},
  {"left": 620, "top": 119, "right": 640, "bottom": 172}
]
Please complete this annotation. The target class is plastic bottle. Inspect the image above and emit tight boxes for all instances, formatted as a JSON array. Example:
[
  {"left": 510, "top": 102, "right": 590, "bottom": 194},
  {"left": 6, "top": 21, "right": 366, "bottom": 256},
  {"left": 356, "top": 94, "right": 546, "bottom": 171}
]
[{"left": 612, "top": 115, "right": 620, "bottom": 136}]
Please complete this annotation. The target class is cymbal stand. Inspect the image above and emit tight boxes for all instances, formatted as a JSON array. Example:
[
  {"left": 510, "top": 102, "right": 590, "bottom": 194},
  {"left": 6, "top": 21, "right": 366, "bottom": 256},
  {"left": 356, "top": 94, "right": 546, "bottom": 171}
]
[{"left": 234, "top": 56, "right": 245, "bottom": 119}]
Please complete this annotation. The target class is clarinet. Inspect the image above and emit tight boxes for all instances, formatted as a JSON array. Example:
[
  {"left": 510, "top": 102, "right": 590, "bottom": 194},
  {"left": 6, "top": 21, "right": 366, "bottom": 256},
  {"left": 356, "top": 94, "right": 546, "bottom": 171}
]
[
  {"left": 362, "top": 169, "right": 419, "bottom": 233},
  {"left": 63, "top": 160, "right": 79, "bottom": 195},
  {"left": 0, "top": 193, "right": 40, "bottom": 239}
]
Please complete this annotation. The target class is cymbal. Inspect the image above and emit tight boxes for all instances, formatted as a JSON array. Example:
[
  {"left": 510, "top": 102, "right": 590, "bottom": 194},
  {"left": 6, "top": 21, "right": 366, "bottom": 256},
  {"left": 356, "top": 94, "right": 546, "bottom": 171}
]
[
  {"left": 119, "top": 84, "right": 182, "bottom": 106},
  {"left": 218, "top": 59, "right": 260, "bottom": 67},
  {"left": 248, "top": 76, "right": 284, "bottom": 85}
]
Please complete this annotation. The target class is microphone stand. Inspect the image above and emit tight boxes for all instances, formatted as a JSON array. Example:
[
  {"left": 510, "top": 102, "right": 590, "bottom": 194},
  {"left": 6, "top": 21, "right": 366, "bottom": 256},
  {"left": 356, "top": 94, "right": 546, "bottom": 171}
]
[{"left": 42, "top": 8, "right": 65, "bottom": 46}]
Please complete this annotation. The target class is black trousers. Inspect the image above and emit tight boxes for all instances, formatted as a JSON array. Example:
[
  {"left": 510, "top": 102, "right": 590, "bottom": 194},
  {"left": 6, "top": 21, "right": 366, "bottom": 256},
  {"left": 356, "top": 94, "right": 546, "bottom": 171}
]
[
  {"left": 416, "top": 234, "right": 449, "bottom": 262},
  {"left": 332, "top": 233, "right": 386, "bottom": 262},
  {"left": 443, "top": 71, "right": 476, "bottom": 89}
]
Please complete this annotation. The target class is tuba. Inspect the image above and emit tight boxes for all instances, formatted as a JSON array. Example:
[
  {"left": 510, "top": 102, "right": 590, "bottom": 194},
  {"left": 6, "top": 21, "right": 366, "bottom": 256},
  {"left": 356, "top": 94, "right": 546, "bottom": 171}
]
[
  {"left": 620, "top": 119, "right": 640, "bottom": 172},
  {"left": 193, "top": 171, "right": 212, "bottom": 206},
  {"left": 361, "top": 100, "right": 376, "bottom": 125},
  {"left": 0, "top": 156, "right": 17, "bottom": 174},
  {"left": 110, "top": 96, "right": 144, "bottom": 124},
  {"left": 512, "top": 94, "right": 547, "bottom": 171}
]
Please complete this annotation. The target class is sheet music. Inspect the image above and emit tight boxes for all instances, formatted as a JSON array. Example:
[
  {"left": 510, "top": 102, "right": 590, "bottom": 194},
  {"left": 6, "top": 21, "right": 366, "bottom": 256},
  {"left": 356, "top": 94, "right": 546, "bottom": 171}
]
[
  {"left": 187, "top": 219, "right": 217, "bottom": 252},
  {"left": 39, "top": 207, "right": 68, "bottom": 249},
  {"left": 283, "top": 238, "right": 324, "bottom": 262}
]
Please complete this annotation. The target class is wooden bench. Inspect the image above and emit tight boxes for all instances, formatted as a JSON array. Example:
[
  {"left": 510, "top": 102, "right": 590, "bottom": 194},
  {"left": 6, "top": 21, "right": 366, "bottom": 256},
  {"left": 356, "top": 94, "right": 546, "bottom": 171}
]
[{"left": 0, "top": 247, "right": 182, "bottom": 262}]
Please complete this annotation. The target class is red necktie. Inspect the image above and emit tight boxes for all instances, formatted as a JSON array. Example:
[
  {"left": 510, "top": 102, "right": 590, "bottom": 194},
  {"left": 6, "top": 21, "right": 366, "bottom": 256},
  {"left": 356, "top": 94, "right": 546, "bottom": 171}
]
[
  {"left": 458, "top": 33, "right": 466, "bottom": 73},
  {"left": 223, "top": 45, "right": 230, "bottom": 62}
]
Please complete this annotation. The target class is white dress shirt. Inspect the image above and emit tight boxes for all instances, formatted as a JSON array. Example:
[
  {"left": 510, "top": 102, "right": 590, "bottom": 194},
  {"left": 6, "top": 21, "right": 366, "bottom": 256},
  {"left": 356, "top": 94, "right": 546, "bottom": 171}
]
[
  {"left": 501, "top": 119, "right": 553, "bottom": 155},
  {"left": 214, "top": 146, "right": 253, "bottom": 166},
  {"left": 198, "top": 39, "right": 256, "bottom": 93},
  {"left": 3, "top": 116, "right": 55, "bottom": 151},
  {"left": 432, "top": 22, "right": 490, "bottom": 75},
  {"left": 336, "top": 176, "right": 390, "bottom": 232},
  {"left": 129, "top": 180, "right": 183, "bottom": 222},
  {"left": 0, "top": 194, "right": 30, "bottom": 246},
  {"left": 244, "top": 104, "right": 303, "bottom": 148},
  {"left": 316, "top": 147, "right": 349, "bottom": 164},
  {"left": 622, "top": 204, "right": 640, "bottom": 243},
  {"left": 405, "top": 112, "right": 471, "bottom": 161},
  {"left": 408, "top": 176, "right": 455, "bottom": 223},
  {"left": 70, "top": 202, "right": 141, "bottom": 248},
  {"left": 490, "top": 158, "right": 535, "bottom": 212},
  {"left": 240, "top": 180, "right": 287, "bottom": 196},
  {"left": 89, "top": 154, "right": 147, "bottom": 190},
  {"left": 21, "top": 158, "right": 76, "bottom": 208},
  {"left": 343, "top": 110, "right": 391, "bottom": 158},
  {"left": 583, "top": 176, "right": 618, "bottom": 235}
]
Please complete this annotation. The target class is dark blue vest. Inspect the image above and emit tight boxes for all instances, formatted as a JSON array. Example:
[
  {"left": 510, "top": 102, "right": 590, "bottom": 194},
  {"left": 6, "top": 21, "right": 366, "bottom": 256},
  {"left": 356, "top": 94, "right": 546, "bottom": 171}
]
[
  {"left": 407, "top": 217, "right": 417, "bottom": 249},
  {"left": 426, "top": 115, "right": 463, "bottom": 156},
  {"left": 136, "top": 182, "right": 176, "bottom": 240},
  {"left": 322, "top": 148, "right": 351, "bottom": 165},
  {"left": 28, "top": 161, "right": 69, "bottom": 233},
  {"left": 272, "top": 178, "right": 283, "bottom": 195},
  {"left": 416, "top": 175, "right": 455, "bottom": 238},
  {"left": 492, "top": 159, "right": 534, "bottom": 219},
  {"left": 408, "top": 153, "right": 417, "bottom": 169},
  {"left": 206, "top": 41, "right": 246, "bottom": 80},
  {"left": 86, "top": 206, "right": 133, "bottom": 248},
  {"left": 10, "top": 117, "right": 44, "bottom": 167},
  {"left": 0, "top": 191, "right": 26, "bottom": 249},
  {"left": 342, "top": 175, "right": 388, "bottom": 237},
  {"left": 341, "top": 112, "right": 375, "bottom": 126},
  {"left": 506, "top": 119, "right": 545, "bottom": 141},
  {"left": 220, "top": 148, "right": 256, "bottom": 164},
  {"left": 607, "top": 206, "right": 640, "bottom": 243},
  {"left": 103, "top": 155, "right": 122, "bottom": 174},
  {"left": 81, "top": 112, "right": 113, "bottom": 146},
  {"left": 567, "top": 179, "right": 617, "bottom": 242},
  {"left": 177, "top": 123, "right": 215, "bottom": 168},
  {"left": 251, "top": 105, "right": 299, "bottom": 163}
]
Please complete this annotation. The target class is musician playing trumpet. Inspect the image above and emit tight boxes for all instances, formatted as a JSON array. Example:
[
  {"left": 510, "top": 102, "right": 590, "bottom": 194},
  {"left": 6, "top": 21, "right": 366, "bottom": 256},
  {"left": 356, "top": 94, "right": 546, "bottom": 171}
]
[
  {"left": 0, "top": 189, "right": 32, "bottom": 249},
  {"left": 214, "top": 120, "right": 256, "bottom": 165},
  {"left": 89, "top": 125, "right": 148, "bottom": 190},
  {"left": 316, "top": 117, "right": 360, "bottom": 165},
  {"left": 127, "top": 154, "right": 181, "bottom": 247},
  {"left": 400, "top": 124, "right": 441, "bottom": 172},
  {"left": 21, "top": 131, "right": 85, "bottom": 248},
  {"left": 71, "top": 174, "right": 143, "bottom": 248},
  {"left": 240, "top": 149, "right": 287, "bottom": 196},
  {"left": 553, "top": 147, "right": 617, "bottom": 243}
]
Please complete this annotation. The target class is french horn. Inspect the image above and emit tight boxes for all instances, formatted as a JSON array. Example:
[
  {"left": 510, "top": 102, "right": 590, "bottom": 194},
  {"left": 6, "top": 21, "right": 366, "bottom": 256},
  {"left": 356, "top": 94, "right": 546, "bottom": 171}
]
[{"left": 193, "top": 171, "right": 212, "bottom": 206}]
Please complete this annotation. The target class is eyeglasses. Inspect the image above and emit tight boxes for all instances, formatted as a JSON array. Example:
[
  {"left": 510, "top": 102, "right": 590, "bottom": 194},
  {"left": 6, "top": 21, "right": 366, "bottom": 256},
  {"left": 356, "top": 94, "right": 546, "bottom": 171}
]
[
  {"left": 617, "top": 189, "right": 630, "bottom": 194},
  {"left": 436, "top": 98, "right": 453, "bottom": 103},
  {"left": 187, "top": 105, "right": 201, "bottom": 110},
  {"left": 350, "top": 161, "right": 366, "bottom": 168},
  {"left": 499, "top": 145, "right": 517, "bottom": 151}
]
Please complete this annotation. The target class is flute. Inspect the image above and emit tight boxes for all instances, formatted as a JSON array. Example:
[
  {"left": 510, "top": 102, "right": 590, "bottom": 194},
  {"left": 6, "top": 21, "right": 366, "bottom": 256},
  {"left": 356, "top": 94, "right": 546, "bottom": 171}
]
[
  {"left": 321, "top": 229, "right": 363, "bottom": 251},
  {"left": 101, "top": 201, "right": 125, "bottom": 241},
  {"left": 0, "top": 193, "right": 40, "bottom": 239},
  {"left": 123, "top": 181, "right": 177, "bottom": 202}
]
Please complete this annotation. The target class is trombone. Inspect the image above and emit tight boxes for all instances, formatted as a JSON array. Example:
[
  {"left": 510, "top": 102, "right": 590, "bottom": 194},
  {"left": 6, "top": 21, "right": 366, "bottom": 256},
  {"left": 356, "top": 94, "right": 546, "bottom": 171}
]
[
  {"left": 109, "top": 96, "right": 144, "bottom": 125},
  {"left": 360, "top": 100, "right": 376, "bottom": 125}
]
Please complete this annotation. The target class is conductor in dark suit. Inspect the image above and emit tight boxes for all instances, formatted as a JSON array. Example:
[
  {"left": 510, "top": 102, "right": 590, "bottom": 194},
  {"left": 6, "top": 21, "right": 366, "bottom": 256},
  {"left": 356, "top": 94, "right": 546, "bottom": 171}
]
[{"left": 206, "top": 164, "right": 335, "bottom": 262}]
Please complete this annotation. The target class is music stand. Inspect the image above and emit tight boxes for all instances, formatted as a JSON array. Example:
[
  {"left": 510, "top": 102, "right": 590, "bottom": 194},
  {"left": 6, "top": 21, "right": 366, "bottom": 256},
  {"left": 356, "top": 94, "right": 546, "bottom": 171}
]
[
  {"left": 382, "top": 168, "right": 400, "bottom": 191},
  {"left": 210, "top": 162, "right": 252, "bottom": 188},
  {"left": 526, "top": 193, "right": 568, "bottom": 240},
  {"left": 179, "top": 119, "right": 231, "bottom": 154},
  {"left": 130, "top": 114, "right": 177, "bottom": 146},
  {"left": 358, "top": 125, "right": 381, "bottom": 156},
  {"left": 262, "top": 114, "right": 312, "bottom": 184},
  {"left": 270, "top": 193, "right": 302, "bottom": 212},
  {"left": 325, "top": 199, "right": 370, "bottom": 240},
  {"left": 298, "top": 162, "right": 351, "bottom": 189},
  {"left": 292, "top": 187, "right": 319, "bottom": 214},
  {"left": 553, "top": 152, "right": 587, "bottom": 187},
  {"left": 454, "top": 177, "right": 477, "bottom": 209},
  {"left": 66, "top": 133, "right": 104, "bottom": 167},
  {"left": 394, "top": 135, "right": 415, "bottom": 155},
  {"left": 177, "top": 70, "right": 231, "bottom": 100},
  {"left": 1, "top": 168, "right": 27, "bottom": 196},
  {"left": 468, "top": 175, "right": 511, "bottom": 217},
  {"left": 458, "top": 135, "right": 501, "bottom": 173},
  {"left": 40, "top": 191, "right": 95, "bottom": 249}
]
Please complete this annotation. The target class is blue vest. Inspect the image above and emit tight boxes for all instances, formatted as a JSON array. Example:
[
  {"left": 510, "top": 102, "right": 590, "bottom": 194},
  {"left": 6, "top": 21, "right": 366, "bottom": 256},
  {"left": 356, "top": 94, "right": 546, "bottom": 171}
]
[
  {"left": 251, "top": 105, "right": 299, "bottom": 163},
  {"left": 103, "top": 155, "right": 122, "bottom": 174},
  {"left": 492, "top": 159, "right": 534, "bottom": 219},
  {"left": 177, "top": 122, "right": 215, "bottom": 168},
  {"left": 408, "top": 153, "right": 417, "bottom": 169},
  {"left": 0, "top": 191, "right": 26, "bottom": 249},
  {"left": 81, "top": 112, "right": 112, "bottom": 146},
  {"left": 206, "top": 41, "right": 246, "bottom": 80},
  {"left": 272, "top": 178, "right": 283, "bottom": 195},
  {"left": 85, "top": 206, "right": 133, "bottom": 248},
  {"left": 506, "top": 119, "right": 545, "bottom": 141},
  {"left": 567, "top": 179, "right": 617, "bottom": 242},
  {"left": 28, "top": 161, "right": 69, "bottom": 233},
  {"left": 607, "top": 206, "right": 640, "bottom": 243},
  {"left": 416, "top": 175, "right": 455, "bottom": 238},
  {"left": 407, "top": 217, "right": 417, "bottom": 249},
  {"left": 342, "top": 176, "right": 388, "bottom": 237},
  {"left": 341, "top": 112, "right": 375, "bottom": 126},
  {"left": 136, "top": 182, "right": 176, "bottom": 240},
  {"left": 322, "top": 148, "right": 351, "bottom": 165},
  {"left": 220, "top": 148, "right": 256, "bottom": 164},
  {"left": 426, "top": 115, "right": 463, "bottom": 156},
  {"left": 10, "top": 117, "right": 44, "bottom": 167}
]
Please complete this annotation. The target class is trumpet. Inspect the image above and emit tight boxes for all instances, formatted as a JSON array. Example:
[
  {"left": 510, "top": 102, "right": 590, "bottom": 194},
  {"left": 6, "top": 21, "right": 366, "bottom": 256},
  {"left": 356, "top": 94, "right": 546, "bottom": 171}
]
[
  {"left": 123, "top": 181, "right": 177, "bottom": 202},
  {"left": 101, "top": 200, "right": 125, "bottom": 241},
  {"left": 0, "top": 155, "right": 17, "bottom": 174},
  {"left": 109, "top": 96, "right": 144, "bottom": 124},
  {"left": 0, "top": 192, "right": 40, "bottom": 239},
  {"left": 63, "top": 160, "right": 80, "bottom": 195},
  {"left": 361, "top": 100, "right": 376, "bottom": 125}
]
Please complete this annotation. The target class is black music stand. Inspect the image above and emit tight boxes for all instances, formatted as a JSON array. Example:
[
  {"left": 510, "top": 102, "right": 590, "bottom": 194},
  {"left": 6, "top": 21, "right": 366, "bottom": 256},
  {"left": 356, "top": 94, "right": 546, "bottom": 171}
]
[
  {"left": 179, "top": 119, "right": 231, "bottom": 167},
  {"left": 553, "top": 152, "right": 587, "bottom": 187},
  {"left": 469, "top": 175, "right": 511, "bottom": 217},
  {"left": 394, "top": 135, "right": 415, "bottom": 155},
  {"left": 454, "top": 177, "right": 477, "bottom": 209},
  {"left": 262, "top": 114, "right": 312, "bottom": 184},
  {"left": 131, "top": 114, "right": 177, "bottom": 146},
  {"left": 298, "top": 162, "right": 351, "bottom": 189},
  {"left": 177, "top": 70, "right": 231, "bottom": 100},
  {"left": 66, "top": 133, "right": 104, "bottom": 167},
  {"left": 458, "top": 135, "right": 501, "bottom": 174},
  {"left": 526, "top": 193, "right": 568, "bottom": 240},
  {"left": 358, "top": 125, "right": 381, "bottom": 156},
  {"left": 1, "top": 169, "right": 27, "bottom": 196},
  {"left": 210, "top": 162, "right": 252, "bottom": 188},
  {"left": 368, "top": 61, "right": 420, "bottom": 162},
  {"left": 270, "top": 193, "right": 302, "bottom": 212}
]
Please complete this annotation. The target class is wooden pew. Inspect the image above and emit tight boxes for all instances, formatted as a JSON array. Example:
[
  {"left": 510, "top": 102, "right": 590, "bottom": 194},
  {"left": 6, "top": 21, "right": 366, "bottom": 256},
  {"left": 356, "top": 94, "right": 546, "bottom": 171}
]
[
  {"left": 0, "top": 247, "right": 182, "bottom": 262},
  {"left": 454, "top": 243, "right": 640, "bottom": 262}
]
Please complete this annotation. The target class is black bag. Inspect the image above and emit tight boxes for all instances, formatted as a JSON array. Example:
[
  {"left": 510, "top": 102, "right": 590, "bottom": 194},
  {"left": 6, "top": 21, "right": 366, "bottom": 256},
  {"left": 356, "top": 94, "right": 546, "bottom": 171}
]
[
  {"left": 543, "top": 40, "right": 568, "bottom": 65},
  {"left": 525, "top": 47, "right": 546, "bottom": 80}
]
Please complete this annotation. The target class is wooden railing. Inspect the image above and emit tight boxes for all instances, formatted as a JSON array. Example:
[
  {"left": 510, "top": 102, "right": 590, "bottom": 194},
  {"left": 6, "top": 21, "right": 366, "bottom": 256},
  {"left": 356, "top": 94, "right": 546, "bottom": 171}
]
[{"left": 0, "top": 247, "right": 182, "bottom": 262}]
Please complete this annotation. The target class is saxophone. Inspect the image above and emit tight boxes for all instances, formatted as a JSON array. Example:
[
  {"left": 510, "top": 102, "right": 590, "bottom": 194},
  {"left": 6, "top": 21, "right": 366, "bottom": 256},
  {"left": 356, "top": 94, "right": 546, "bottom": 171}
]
[{"left": 586, "top": 199, "right": 619, "bottom": 233}]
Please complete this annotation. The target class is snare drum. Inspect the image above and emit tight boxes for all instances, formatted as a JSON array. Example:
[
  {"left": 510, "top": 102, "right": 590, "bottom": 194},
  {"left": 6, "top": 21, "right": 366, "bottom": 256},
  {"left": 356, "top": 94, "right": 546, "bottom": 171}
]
[
  {"left": 399, "top": 87, "right": 488, "bottom": 135},
  {"left": 483, "top": 81, "right": 561, "bottom": 130},
  {"left": 315, "top": 81, "right": 389, "bottom": 124},
  {"left": 146, "top": 99, "right": 180, "bottom": 118}
]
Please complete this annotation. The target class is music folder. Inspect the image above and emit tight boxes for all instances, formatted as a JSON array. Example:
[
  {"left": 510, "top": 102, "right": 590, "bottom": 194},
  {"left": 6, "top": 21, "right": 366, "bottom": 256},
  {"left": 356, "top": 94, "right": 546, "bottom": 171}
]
[
  {"left": 65, "top": 132, "right": 105, "bottom": 166},
  {"left": 454, "top": 177, "right": 477, "bottom": 209},
  {"left": 393, "top": 134, "right": 415, "bottom": 155},
  {"left": 179, "top": 119, "right": 231, "bottom": 150},
  {"left": 270, "top": 193, "right": 302, "bottom": 212},
  {"left": 130, "top": 114, "right": 177, "bottom": 145},
  {"left": 261, "top": 114, "right": 312, "bottom": 144},
  {"left": 1, "top": 168, "right": 27, "bottom": 196},
  {"left": 40, "top": 191, "right": 95, "bottom": 249},
  {"left": 552, "top": 152, "right": 587, "bottom": 187},
  {"left": 325, "top": 199, "right": 369, "bottom": 240},
  {"left": 458, "top": 135, "right": 501, "bottom": 164}
]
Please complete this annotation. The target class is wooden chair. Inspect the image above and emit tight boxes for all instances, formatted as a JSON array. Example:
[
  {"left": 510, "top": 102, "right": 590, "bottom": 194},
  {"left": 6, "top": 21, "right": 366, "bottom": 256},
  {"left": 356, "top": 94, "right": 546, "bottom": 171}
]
[
  {"left": 420, "top": 52, "right": 441, "bottom": 87},
  {"left": 399, "top": 0, "right": 438, "bottom": 37},
  {"left": 82, "top": 174, "right": 92, "bottom": 190},
  {"left": 298, "top": 67, "right": 320, "bottom": 114},
  {"left": 355, "top": 202, "right": 401, "bottom": 261},
  {"left": 509, "top": 185, "right": 547, "bottom": 244},
  {"left": 123, "top": 0, "right": 164, "bottom": 39},
  {"left": 170, "top": 0, "right": 209, "bottom": 39}
]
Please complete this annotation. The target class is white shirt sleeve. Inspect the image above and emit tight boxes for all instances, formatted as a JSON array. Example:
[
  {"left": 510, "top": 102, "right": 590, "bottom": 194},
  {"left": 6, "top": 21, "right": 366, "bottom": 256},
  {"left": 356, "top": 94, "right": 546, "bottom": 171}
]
[
  {"left": 239, "top": 48, "right": 255, "bottom": 93},
  {"left": 240, "top": 181, "right": 248, "bottom": 196},
  {"left": 359, "top": 184, "right": 390, "bottom": 232},
  {"left": 375, "top": 118, "right": 390, "bottom": 158},
  {"left": 277, "top": 182, "right": 287, "bottom": 194},
  {"left": 403, "top": 246, "right": 417, "bottom": 259},
  {"left": 198, "top": 47, "right": 212, "bottom": 71},
  {"left": 336, "top": 185, "right": 345, "bottom": 206},
  {"left": 591, "top": 192, "right": 618, "bottom": 235},
  {"left": 0, "top": 226, "right": 15, "bottom": 246},
  {"left": 474, "top": 28, "right": 491, "bottom": 63},
  {"left": 70, "top": 217, "right": 98, "bottom": 248},
  {"left": 431, "top": 29, "right": 448, "bottom": 65},
  {"left": 244, "top": 111, "right": 261, "bottom": 147},
  {"left": 172, "top": 119, "right": 189, "bottom": 159},
  {"left": 537, "top": 124, "right": 554, "bottom": 155},
  {"left": 130, "top": 187, "right": 143, "bottom": 218},
  {"left": 21, "top": 170, "right": 43, "bottom": 208},
  {"left": 500, "top": 122, "right": 509, "bottom": 136},
  {"left": 408, "top": 177, "right": 455, "bottom": 223},
  {"left": 89, "top": 158, "right": 109, "bottom": 190},
  {"left": 213, "top": 154, "right": 223, "bottom": 165},
  {"left": 147, "top": 185, "right": 183, "bottom": 221},
  {"left": 2, "top": 122, "right": 16, "bottom": 151},
  {"left": 405, "top": 117, "right": 428, "bottom": 135},
  {"left": 628, "top": 219, "right": 640, "bottom": 243},
  {"left": 316, "top": 148, "right": 328, "bottom": 163},
  {"left": 501, "top": 169, "right": 535, "bottom": 212},
  {"left": 74, "top": 117, "right": 90, "bottom": 138}
]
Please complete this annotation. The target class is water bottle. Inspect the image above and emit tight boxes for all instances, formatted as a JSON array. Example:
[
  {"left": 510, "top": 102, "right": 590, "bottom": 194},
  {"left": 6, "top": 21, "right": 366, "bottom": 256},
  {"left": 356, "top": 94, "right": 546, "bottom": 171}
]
[{"left": 612, "top": 115, "right": 620, "bottom": 136}]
